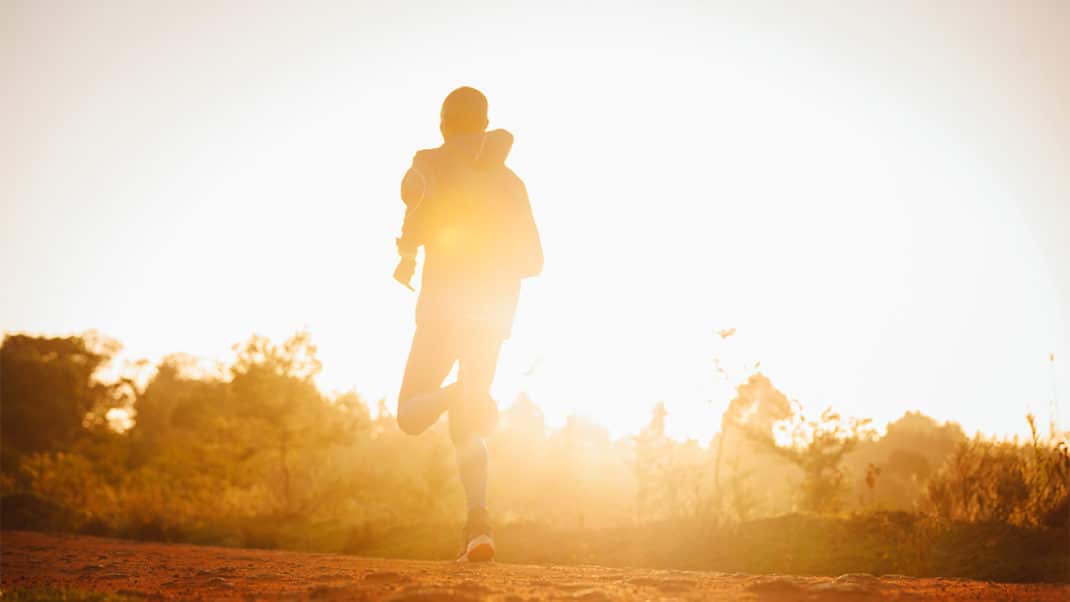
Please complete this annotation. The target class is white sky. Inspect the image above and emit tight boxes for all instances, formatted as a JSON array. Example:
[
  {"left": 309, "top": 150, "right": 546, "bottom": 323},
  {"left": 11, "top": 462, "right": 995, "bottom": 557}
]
[{"left": 3, "top": 0, "right": 1068, "bottom": 442}]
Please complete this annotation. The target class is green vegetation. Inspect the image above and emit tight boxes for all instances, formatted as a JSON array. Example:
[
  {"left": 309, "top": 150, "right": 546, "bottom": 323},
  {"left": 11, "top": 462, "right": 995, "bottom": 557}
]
[
  {"left": 1, "top": 331, "right": 1067, "bottom": 582},
  {"left": 497, "top": 512, "right": 1068, "bottom": 583}
]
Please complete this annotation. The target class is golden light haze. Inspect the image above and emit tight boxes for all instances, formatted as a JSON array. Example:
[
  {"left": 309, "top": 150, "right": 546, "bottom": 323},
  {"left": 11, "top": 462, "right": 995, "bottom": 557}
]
[{"left": 3, "top": 1, "right": 1067, "bottom": 441}]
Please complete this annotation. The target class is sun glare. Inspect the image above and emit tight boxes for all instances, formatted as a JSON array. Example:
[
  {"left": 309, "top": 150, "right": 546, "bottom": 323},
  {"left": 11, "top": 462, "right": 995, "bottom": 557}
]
[
  {"left": 5, "top": 3, "right": 1070, "bottom": 591},
  {"left": 5, "top": 1, "right": 1066, "bottom": 445}
]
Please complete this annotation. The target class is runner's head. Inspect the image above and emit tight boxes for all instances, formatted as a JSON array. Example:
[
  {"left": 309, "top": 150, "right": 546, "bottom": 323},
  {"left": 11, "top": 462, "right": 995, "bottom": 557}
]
[{"left": 440, "top": 87, "right": 489, "bottom": 139}]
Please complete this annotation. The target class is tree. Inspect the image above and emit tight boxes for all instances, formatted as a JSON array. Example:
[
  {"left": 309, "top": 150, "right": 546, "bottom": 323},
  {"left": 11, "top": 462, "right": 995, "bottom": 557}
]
[
  {"left": 714, "top": 374, "right": 792, "bottom": 515},
  {"left": 634, "top": 402, "right": 709, "bottom": 520},
  {"left": 227, "top": 331, "right": 352, "bottom": 515},
  {"left": 766, "top": 406, "right": 876, "bottom": 513},
  {"left": 634, "top": 402, "right": 670, "bottom": 519},
  {"left": 844, "top": 410, "right": 967, "bottom": 511},
  {"left": 1, "top": 333, "right": 125, "bottom": 459},
  {"left": 129, "top": 353, "right": 228, "bottom": 466}
]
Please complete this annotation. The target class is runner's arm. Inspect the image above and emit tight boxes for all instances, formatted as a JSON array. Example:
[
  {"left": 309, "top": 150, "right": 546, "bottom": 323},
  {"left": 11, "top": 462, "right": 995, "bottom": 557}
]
[
  {"left": 513, "top": 179, "right": 543, "bottom": 279},
  {"left": 396, "top": 158, "right": 429, "bottom": 258}
]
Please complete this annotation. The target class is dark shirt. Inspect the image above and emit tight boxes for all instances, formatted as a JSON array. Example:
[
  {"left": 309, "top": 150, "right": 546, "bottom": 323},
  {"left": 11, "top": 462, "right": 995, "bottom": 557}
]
[{"left": 397, "top": 130, "right": 542, "bottom": 338}]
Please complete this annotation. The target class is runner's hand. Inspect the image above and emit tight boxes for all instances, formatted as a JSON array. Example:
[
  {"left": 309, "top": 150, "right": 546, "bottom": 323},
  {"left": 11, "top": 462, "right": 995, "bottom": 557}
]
[{"left": 393, "top": 257, "right": 416, "bottom": 291}]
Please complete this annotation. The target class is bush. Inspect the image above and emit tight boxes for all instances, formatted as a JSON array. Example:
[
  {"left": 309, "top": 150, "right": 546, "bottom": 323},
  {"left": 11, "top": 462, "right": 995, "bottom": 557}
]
[
  {"left": 1, "top": 492, "right": 80, "bottom": 532},
  {"left": 924, "top": 418, "right": 1069, "bottom": 528}
]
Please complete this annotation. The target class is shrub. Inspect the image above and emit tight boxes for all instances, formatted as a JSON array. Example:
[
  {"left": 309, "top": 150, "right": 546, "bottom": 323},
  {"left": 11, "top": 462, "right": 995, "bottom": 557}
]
[{"left": 924, "top": 417, "right": 1069, "bottom": 528}]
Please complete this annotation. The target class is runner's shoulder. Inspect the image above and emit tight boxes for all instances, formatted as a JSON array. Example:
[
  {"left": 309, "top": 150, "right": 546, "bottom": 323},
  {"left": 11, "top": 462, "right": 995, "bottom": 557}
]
[
  {"left": 502, "top": 167, "right": 527, "bottom": 194},
  {"left": 411, "top": 147, "right": 445, "bottom": 168}
]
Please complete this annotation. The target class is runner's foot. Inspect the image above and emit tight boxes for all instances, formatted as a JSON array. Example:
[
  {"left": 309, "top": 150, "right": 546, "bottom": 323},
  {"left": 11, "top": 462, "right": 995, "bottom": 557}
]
[{"left": 456, "top": 508, "right": 495, "bottom": 563}]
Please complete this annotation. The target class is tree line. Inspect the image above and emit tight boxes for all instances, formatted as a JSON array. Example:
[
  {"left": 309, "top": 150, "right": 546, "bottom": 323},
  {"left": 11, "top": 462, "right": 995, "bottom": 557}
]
[{"left": 1, "top": 331, "right": 1066, "bottom": 575}]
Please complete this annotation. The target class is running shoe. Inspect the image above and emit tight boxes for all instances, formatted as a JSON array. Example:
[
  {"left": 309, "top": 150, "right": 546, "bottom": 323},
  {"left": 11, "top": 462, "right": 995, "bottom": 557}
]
[{"left": 456, "top": 508, "right": 495, "bottom": 563}]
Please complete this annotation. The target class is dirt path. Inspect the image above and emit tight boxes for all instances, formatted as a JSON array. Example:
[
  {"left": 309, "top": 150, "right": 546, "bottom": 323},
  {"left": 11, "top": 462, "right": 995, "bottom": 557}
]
[{"left": 1, "top": 530, "right": 1066, "bottom": 601}]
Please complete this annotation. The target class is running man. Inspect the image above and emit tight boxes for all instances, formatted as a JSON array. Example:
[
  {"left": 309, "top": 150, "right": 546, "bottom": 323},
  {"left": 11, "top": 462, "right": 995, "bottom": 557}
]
[{"left": 392, "top": 87, "right": 542, "bottom": 562}]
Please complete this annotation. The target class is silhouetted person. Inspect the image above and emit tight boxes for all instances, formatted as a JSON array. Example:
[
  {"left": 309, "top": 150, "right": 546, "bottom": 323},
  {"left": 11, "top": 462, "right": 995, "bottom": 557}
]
[{"left": 393, "top": 86, "right": 542, "bottom": 562}]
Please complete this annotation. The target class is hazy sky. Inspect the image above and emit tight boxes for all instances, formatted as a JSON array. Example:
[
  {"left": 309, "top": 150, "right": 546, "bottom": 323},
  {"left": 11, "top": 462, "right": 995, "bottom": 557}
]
[{"left": 4, "top": 1, "right": 1068, "bottom": 441}]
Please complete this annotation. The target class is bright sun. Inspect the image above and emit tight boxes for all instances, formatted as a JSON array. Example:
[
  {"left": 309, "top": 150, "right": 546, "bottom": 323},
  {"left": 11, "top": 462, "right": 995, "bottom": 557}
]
[{"left": 6, "top": 3, "right": 1066, "bottom": 444}]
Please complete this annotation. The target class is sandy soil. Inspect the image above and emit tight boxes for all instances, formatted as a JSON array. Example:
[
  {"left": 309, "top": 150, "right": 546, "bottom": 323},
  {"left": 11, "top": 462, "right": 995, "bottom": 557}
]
[{"left": 1, "top": 530, "right": 1067, "bottom": 601}]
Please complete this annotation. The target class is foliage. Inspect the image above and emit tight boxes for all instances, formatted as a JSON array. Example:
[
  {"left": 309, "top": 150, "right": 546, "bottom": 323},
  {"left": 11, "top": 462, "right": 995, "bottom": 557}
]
[
  {"left": 768, "top": 406, "right": 877, "bottom": 513},
  {"left": 227, "top": 332, "right": 357, "bottom": 515},
  {"left": 723, "top": 374, "right": 876, "bottom": 514},
  {"left": 924, "top": 415, "right": 1069, "bottom": 528},
  {"left": 1, "top": 331, "right": 1066, "bottom": 583},
  {"left": 845, "top": 411, "right": 968, "bottom": 512},
  {"left": 1, "top": 333, "right": 128, "bottom": 458},
  {"left": 493, "top": 511, "right": 1067, "bottom": 582},
  {"left": 634, "top": 402, "right": 710, "bottom": 521},
  {"left": 713, "top": 374, "right": 795, "bottom": 518}
]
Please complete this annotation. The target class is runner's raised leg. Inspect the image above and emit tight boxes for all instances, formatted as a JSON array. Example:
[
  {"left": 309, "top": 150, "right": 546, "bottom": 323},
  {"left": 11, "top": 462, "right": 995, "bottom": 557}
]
[{"left": 397, "top": 322, "right": 458, "bottom": 435}]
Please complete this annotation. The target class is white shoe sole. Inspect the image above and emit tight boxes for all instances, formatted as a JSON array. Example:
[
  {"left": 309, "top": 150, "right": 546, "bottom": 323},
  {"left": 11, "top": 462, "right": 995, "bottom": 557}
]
[{"left": 457, "top": 534, "right": 495, "bottom": 563}]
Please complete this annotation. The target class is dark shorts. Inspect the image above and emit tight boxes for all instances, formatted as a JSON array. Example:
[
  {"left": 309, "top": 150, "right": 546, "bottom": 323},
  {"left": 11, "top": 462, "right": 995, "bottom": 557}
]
[{"left": 399, "top": 319, "right": 505, "bottom": 410}]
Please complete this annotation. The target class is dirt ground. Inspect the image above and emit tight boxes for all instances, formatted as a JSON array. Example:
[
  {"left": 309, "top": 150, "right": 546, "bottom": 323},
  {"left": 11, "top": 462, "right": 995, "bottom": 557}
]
[{"left": 1, "top": 530, "right": 1067, "bottom": 601}]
